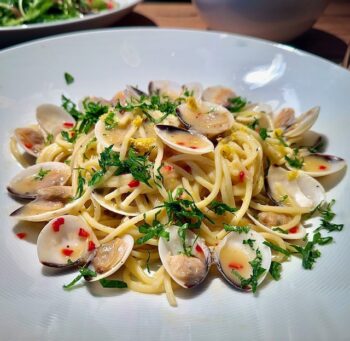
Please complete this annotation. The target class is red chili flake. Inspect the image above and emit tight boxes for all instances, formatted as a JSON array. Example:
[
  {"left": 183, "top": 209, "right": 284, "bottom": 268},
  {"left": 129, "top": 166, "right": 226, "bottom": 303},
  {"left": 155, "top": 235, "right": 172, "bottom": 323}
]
[
  {"left": 52, "top": 217, "right": 65, "bottom": 232},
  {"left": 319, "top": 165, "right": 327, "bottom": 170},
  {"left": 239, "top": 171, "right": 245, "bottom": 182},
  {"left": 107, "top": 1, "right": 114, "bottom": 9},
  {"left": 16, "top": 232, "right": 27, "bottom": 239},
  {"left": 190, "top": 146, "right": 198, "bottom": 149},
  {"left": 128, "top": 179, "right": 140, "bottom": 188},
  {"left": 24, "top": 142, "right": 33, "bottom": 149},
  {"left": 78, "top": 228, "right": 89, "bottom": 238},
  {"left": 183, "top": 165, "right": 191, "bottom": 173},
  {"left": 88, "top": 241, "right": 96, "bottom": 252},
  {"left": 176, "top": 142, "right": 185, "bottom": 146},
  {"left": 289, "top": 226, "right": 298, "bottom": 234},
  {"left": 63, "top": 122, "right": 74, "bottom": 128},
  {"left": 229, "top": 262, "right": 244, "bottom": 270},
  {"left": 163, "top": 165, "right": 173, "bottom": 172},
  {"left": 62, "top": 248, "right": 74, "bottom": 257},
  {"left": 195, "top": 244, "right": 203, "bottom": 253}
]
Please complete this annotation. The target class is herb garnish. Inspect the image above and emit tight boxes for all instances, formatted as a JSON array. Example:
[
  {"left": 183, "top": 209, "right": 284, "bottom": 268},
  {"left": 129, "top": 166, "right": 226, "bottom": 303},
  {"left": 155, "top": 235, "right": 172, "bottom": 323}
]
[
  {"left": 72, "top": 172, "right": 85, "bottom": 200},
  {"left": 232, "top": 248, "right": 266, "bottom": 293},
  {"left": 104, "top": 111, "right": 118, "bottom": 130},
  {"left": 269, "top": 261, "right": 282, "bottom": 280},
  {"left": 227, "top": 96, "right": 247, "bottom": 113},
  {"left": 224, "top": 224, "right": 250, "bottom": 234},
  {"left": 248, "top": 118, "right": 259, "bottom": 130},
  {"left": 243, "top": 239, "right": 255, "bottom": 249},
  {"left": 89, "top": 146, "right": 153, "bottom": 187},
  {"left": 263, "top": 241, "right": 291, "bottom": 256},
  {"left": 308, "top": 139, "right": 324, "bottom": 154},
  {"left": 136, "top": 213, "right": 169, "bottom": 245},
  {"left": 99, "top": 278, "right": 128, "bottom": 288},
  {"left": 45, "top": 133, "right": 54, "bottom": 145},
  {"left": 259, "top": 128, "right": 270, "bottom": 140},
  {"left": 285, "top": 149, "right": 304, "bottom": 169},
  {"left": 63, "top": 266, "right": 97, "bottom": 290},
  {"left": 64, "top": 72, "right": 74, "bottom": 85},
  {"left": 34, "top": 168, "right": 50, "bottom": 181},
  {"left": 208, "top": 201, "right": 238, "bottom": 215},
  {"left": 272, "top": 227, "right": 288, "bottom": 234}
]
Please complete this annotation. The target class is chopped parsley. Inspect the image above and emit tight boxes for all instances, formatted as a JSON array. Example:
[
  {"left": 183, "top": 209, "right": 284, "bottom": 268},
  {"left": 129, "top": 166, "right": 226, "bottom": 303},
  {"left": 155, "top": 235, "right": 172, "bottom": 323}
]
[
  {"left": 146, "top": 251, "right": 151, "bottom": 274},
  {"left": 208, "top": 201, "right": 238, "bottom": 215},
  {"left": 248, "top": 118, "right": 259, "bottom": 130},
  {"left": 45, "top": 133, "right": 54, "bottom": 145},
  {"left": 224, "top": 224, "right": 250, "bottom": 234},
  {"left": 104, "top": 111, "right": 118, "bottom": 130},
  {"left": 243, "top": 239, "right": 255, "bottom": 249},
  {"left": 64, "top": 72, "right": 74, "bottom": 85},
  {"left": 63, "top": 266, "right": 97, "bottom": 290},
  {"left": 272, "top": 227, "right": 288, "bottom": 234},
  {"left": 277, "top": 135, "right": 288, "bottom": 147},
  {"left": 61, "top": 95, "right": 81, "bottom": 120},
  {"left": 34, "top": 168, "right": 50, "bottom": 181},
  {"left": 292, "top": 232, "right": 333, "bottom": 270},
  {"left": 307, "top": 139, "right": 324, "bottom": 154},
  {"left": 259, "top": 128, "right": 270, "bottom": 140},
  {"left": 285, "top": 149, "right": 304, "bottom": 169},
  {"left": 232, "top": 248, "right": 266, "bottom": 293},
  {"left": 227, "top": 96, "right": 247, "bottom": 113},
  {"left": 269, "top": 261, "right": 282, "bottom": 281},
  {"left": 99, "top": 279, "right": 127, "bottom": 289},
  {"left": 263, "top": 241, "right": 291, "bottom": 256},
  {"left": 136, "top": 214, "right": 169, "bottom": 245},
  {"left": 72, "top": 172, "right": 85, "bottom": 200},
  {"left": 89, "top": 146, "right": 153, "bottom": 187}
]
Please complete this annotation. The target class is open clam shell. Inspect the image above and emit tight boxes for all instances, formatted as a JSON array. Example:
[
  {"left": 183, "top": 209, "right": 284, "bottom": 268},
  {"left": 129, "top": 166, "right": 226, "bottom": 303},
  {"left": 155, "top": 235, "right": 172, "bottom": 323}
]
[
  {"left": 182, "top": 82, "right": 203, "bottom": 100},
  {"left": 14, "top": 125, "right": 46, "bottom": 157},
  {"left": 125, "top": 85, "right": 147, "bottom": 100},
  {"left": 86, "top": 234, "right": 134, "bottom": 282},
  {"left": 37, "top": 215, "right": 99, "bottom": 268},
  {"left": 267, "top": 166, "right": 325, "bottom": 209},
  {"left": 176, "top": 100, "right": 234, "bottom": 136},
  {"left": 155, "top": 125, "right": 214, "bottom": 155},
  {"left": 36, "top": 104, "right": 75, "bottom": 137},
  {"left": 158, "top": 226, "right": 211, "bottom": 288},
  {"left": 287, "top": 153, "right": 346, "bottom": 178},
  {"left": 7, "top": 162, "right": 71, "bottom": 199},
  {"left": 284, "top": 106, "right": 319, "bottom": 138},
  {"left": 10, "top": 186, "right": 87, "bottom": 222},
  {"left": 202, "top": 86, "right": 235, "bottom": 106},
  {"left": 214, "top": 229, "right": 271, "bottom": 291},
  {"left": 273, "top": 108, "right": 296, "bottom": 129},
  {"left": 148, "top": 80, "right": 182, "bottom": 100},
  {"left": 247, "top": 213, "right": 306, "bottom": 240}
]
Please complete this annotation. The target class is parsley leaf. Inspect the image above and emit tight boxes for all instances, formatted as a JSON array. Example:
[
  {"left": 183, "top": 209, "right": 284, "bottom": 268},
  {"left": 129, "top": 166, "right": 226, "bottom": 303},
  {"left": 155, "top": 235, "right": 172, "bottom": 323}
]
[
  {"left": 136, "top": 215, "right": 169, "bottom": 245},
  {"left": 227, "top": 96, "right": 247, "bottom": 113},
  {"left": 317, "top": 220, "right": 344, "bottom": 232},
  {"left": 269, "top": 261, "right": 282, "bottom": 280},
  {"left": 272, "top": 227, "right": 288, "bottom": 234},
  {"left": 224, "top": 224, "right": 250, "bottom": 234},
  {"left": 263, "top": 241, "right": 291, "bottom": 256},
  {"left": 64, "top": 72, "right": 74, "bottom": 85},
  {"left": 61, "top": 95, "right": 82, "bottom": 120},
  {"left": 104, "top": 111, "right": 118, "bottom": 130},
  {"left": 248, "top": 118, "right": 259, "bottom": 130},
  {"left": 259, "top": 128, "right": 270, "bottom": 140},
  {"left": 34, "top": 168, "right": 50, "bottom": 181},
  {"left": 307, "top": 139, "right": 324, "bottom": 154},
  {"left": 243, "top": 239, "right": 255, "bottom": 249},
  {"left": 285, "top": 149, "right": 304, "bottom": 169},
  {"left": 45, "top": 133, "right": 54, "bottom": 145},
  {"left": 63, "top": 267, "right": 97, "bottom": 290},
  {"left": 208, "top": 201, "right": 238, "bottom": 215},
  {"left": 73, "top": 172, "right": 85, "bottom": 200},
  {"left": 99, "top": 279, "right": 127, "bottom": 288}
]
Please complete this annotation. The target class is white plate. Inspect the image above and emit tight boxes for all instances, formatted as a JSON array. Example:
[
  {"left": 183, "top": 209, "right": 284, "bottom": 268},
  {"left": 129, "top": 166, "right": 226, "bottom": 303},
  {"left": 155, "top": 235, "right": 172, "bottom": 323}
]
[
  {"left": 0, "top": 0, "right": 141, "bottom": 47},
  {"left": 0, "top": 28, "right": 349, "bottom": 341}
]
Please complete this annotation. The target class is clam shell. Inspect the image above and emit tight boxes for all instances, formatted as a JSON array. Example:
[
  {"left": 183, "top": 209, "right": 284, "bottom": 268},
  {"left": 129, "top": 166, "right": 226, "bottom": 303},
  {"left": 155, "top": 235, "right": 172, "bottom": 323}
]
[
  {"left": 214, "top": 229, "right": 271, "bottom": 291},
  {"left": 288, "top": 153, "right": 346, "bottom": 178},
  {"left": 155, "top": 125, "right": 214, "bottom": 155},
  {"left": 182, "top": 82, "right": 203, "bottom": 100},
  {"left": 86, "top": 234, "right": 134, "bottom": 282},
  {"left": 284, "top": 106, "right": 319, "bottom": 138},
  {"left": 14, "top": 125, "right": 46, "bottom": 157},
  {"left": 176, "top": 100, "right": 234, "bottom": 136},
  {"left": 267, "top": 166, "right": 325, "bottom": 209},
  {"left": 158, "top": 225, "right": 211, "bottom": 288},
  {"left": 36, "top": 104, "right": 75, "bottom": 137},
  {"left": 202, "top": 86, "right": 235, "bottom": 106},
  {"left": 37, "top": 215, "right": 99, "bottom": 268},
  {"left": 7, "top": 162, "right": 71, "bottom": 199},
  {"left": 148, "top": 80, "right": 182, "bottom": 100},
  {"left": 247, "top": 213, "right": 306, "bottom": 240},
  {"left": 10, "top": 186, "right": 89, "bottom": 222}
]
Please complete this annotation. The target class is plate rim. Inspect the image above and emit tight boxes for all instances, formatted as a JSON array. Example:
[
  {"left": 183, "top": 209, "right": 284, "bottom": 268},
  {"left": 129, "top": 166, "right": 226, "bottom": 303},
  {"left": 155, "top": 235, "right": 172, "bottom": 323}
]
[
  {"left": 1, "top": 26, "right": 349, "bottom": 79},
  {"left": 0, "top": 0, "right": 141, "bottom": 32}
]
